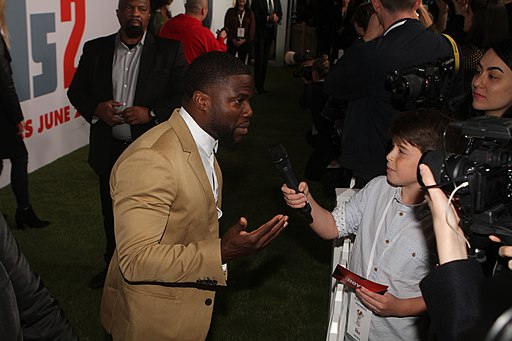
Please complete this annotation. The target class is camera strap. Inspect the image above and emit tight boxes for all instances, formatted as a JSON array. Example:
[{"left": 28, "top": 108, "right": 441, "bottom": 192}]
[{"left": 442, "top": 33, "right": 460, "bottom": 74}]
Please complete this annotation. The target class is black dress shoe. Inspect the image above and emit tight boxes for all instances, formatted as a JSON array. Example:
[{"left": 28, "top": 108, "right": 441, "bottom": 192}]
[
  {"left": 15, "top": 205, "right": 50, "bottom": 229},
  {"left": 89, "top": 269, "right": 107, "bottom": 289}
]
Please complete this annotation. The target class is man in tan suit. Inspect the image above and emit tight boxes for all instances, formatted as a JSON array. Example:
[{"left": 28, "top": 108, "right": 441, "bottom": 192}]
[{"left": 100, "top": 51, "right": 288, "bottom": 340}]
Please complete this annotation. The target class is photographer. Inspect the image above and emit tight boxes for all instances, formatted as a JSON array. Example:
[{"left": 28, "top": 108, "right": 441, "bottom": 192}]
[
  {"left": 324, "top": 0, "right": 464, "bottom": 188},
  {"left": 419, "top": 163, "right": 512, "bottom": 340}
]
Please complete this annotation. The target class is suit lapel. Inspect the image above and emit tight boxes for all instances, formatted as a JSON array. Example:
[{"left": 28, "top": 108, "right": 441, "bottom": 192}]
[
  {"left": 213, "top": 157, "right": 222, "bottom": 208},
  {"left": 170, "top": 113, "right": 219, "bottom": 236},
  {"left": 134, "top": 32, "right": 155, "bottom": 104},
  {"left": 101, "top": 34, "right": 116, "bottom": 98}
]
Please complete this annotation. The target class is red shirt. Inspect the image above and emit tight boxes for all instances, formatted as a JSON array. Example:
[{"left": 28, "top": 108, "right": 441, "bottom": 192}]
[{"left": 160, "top": 14, "right": 227, "bottom": 64}]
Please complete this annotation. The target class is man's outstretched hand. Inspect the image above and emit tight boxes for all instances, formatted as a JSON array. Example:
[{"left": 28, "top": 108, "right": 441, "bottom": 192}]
[{"left": 221, "top": 214, "right": 288, "bottom": 263}]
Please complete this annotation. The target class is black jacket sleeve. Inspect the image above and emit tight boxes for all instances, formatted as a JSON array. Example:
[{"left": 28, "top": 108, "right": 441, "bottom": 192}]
[
  {"left": 420, "top": 259, "right": 483, "bottom": 341},
  {"left": 0, "top": 214, "right": 78, "bottom": 341},
  {"left": 0, "top": 36, "right": 24, "bottom": 125}
]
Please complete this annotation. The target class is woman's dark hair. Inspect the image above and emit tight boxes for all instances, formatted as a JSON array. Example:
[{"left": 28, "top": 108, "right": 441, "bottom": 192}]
[
  {"left": 466, "top": 0, "right": 510, "bottom": 49},
  {"left": 492, "top": 38, "right": 512, "bottom": 71},
  {"left": 150, "top": 0, "right": 168, "bottom": 11},
  {"left": 235, "top": 0, "right": 251, "bottom": 11},
  {"left": 491, "top": 39, "right": 512, "bottom": 117}
]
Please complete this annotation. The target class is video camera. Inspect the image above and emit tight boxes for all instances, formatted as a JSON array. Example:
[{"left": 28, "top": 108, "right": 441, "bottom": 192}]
[
  {"left": 284, "top": 50, "right": 314, "bottom": 81},
  {"left": 386, "top": 57, "right": 457, "bottom": 110},
  {"left": 419, "top": 116, "right": 512, "bottom": 245}
]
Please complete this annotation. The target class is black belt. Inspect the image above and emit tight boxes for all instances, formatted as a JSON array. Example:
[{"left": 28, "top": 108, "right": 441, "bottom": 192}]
[{"left": 112, "top": 138, "right": 133, "bottom": 146}]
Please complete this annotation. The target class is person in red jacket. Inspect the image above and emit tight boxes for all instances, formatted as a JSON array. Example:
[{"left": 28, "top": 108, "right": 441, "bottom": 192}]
[{"left": 160, "top": 0, "right": 227, "bottom": 63}]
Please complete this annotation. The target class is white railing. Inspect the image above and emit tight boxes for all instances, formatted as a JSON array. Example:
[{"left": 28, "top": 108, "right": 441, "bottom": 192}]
[{"left": 327, "top": 188, "right": 358, "bottom": 341}]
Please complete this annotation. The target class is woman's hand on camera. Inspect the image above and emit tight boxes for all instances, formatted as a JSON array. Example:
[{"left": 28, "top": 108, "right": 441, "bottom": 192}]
[{"left": 419, "top": 164, "right": 468, "bottom": 264}]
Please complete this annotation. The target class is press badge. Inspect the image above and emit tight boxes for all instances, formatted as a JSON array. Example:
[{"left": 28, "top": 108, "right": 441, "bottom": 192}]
[
  {"left": 237, "top": 27, "right": 245, "bottom": 38},
  {"left": 346, "top": 292, "right": 371, "bottom": 341}
]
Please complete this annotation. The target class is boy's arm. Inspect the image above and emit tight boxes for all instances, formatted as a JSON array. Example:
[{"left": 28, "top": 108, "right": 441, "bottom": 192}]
[
  {"left": 281, "top": 182, "right": 338, "bottom": 240},
  {"left": 356, "top": 287, "right": 427, "bottom": 317},
  {"left": 306, "top": 191, "right": 339, "bottom": 240}
]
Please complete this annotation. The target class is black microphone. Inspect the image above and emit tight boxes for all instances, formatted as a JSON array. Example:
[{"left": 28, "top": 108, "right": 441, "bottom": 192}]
[{"left": 268, "top": 144, "right": 313, "bottom": 223}]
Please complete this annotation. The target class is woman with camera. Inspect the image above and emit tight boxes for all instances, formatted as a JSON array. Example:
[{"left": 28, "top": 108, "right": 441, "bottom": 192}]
[
  {"left": 418, "top": 163, "right": 512, "bottom": 340},
  {"left": 472, "top": 38, "right": 512, "bottom": 118}
]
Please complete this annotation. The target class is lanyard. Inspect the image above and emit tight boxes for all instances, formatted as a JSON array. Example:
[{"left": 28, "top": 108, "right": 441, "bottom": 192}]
[
  {"left": 238, "top": 10, "right": 245, "bottom": 27},
  {"left": 366, "top": 199, "right": 392, "bottom": 277},
  {"left": 365, "top": 196, "right": 424, "bottom": 278}
]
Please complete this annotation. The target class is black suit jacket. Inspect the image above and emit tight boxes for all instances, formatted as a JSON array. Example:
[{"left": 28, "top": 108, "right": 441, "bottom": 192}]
[
  {"left": 67, "top": 31, "right": 187, "bottom": 175},
  {"left": 421, "top": 259, "right": 512, "bottom": 341},
  {"left": 0, "top": 36, "right": 27, "bottom": 159},
  {"left": 251, "top": 0, "right": 282, "bottom": 38}
]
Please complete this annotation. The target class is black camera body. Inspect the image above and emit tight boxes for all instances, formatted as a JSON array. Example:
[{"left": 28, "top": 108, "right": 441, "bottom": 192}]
[
  {"left": 420, "top": 116, "right": 512, "bottom": 244},
  {"left": 386, "top": 57, "right": 456, "bottom": 109},
  {"left": 285, "top": 50, "right": 314, "bottom": 81},
  {"left": 293, "top": 67, "right": 313, "bottom": 81}
]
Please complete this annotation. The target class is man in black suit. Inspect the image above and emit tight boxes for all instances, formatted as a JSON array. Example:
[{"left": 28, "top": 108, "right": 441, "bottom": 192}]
[
  {"left": 67, "top": 0, "right": 187, "bottom": 288},
  {"left": 324, "top": 0, "right": 463, "bottom": 188},
  {"left": 251, "top": 0, "right": 282, "bottom": 94}
]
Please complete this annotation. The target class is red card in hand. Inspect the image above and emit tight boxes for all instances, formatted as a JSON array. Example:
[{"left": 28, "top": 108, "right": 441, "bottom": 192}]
[{"left": 332, "top": 264, "right": 388, "bottom": 295}]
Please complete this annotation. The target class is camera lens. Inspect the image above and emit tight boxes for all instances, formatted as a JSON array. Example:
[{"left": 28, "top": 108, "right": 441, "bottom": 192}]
[{"left": 398, "top": 75, "right": 424, "bottom": 98}]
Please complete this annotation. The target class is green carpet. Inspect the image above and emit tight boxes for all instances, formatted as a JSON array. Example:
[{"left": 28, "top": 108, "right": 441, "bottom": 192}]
[{"left": 0, "top": 65, "right": 335, "bottom": 340}]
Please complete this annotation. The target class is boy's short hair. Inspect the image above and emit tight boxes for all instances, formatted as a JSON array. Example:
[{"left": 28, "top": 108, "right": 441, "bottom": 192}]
[{"left": 389, "top": 109, "right": 452, "bottom": 153}]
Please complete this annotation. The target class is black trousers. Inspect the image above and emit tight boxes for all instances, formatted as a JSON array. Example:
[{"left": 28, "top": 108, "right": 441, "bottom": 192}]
[
  {"left": 253, "top": 27, "right": 275, "bottom": 90},
  {"left": 3, "top": 155, "right": 30, "bottom": 210},
  {"left": 98, "top": 139, "right": 131, "bottom": 265},
  {"left": 227, "top": 41, "right": 251, "bottom": 64}
]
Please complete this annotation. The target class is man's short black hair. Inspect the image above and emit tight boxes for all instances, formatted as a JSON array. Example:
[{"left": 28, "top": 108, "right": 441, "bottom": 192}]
[
  {"left": 379, "top": 0, "right": 417, "bottom": 13},
  {"left": 184, "top": 51, "right": 251, "bottom": 100}
]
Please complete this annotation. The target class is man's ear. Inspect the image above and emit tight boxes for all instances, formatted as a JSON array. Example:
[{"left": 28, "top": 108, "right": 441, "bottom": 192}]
[
  {"left": 371, "top": 0, "right": 381, "bottom": 15},
  {"left": 192, "top": 90, "right": 210, "bottom": 112},
  {"left": 412, "top": 0, "right": 422, "bottom": 12}
]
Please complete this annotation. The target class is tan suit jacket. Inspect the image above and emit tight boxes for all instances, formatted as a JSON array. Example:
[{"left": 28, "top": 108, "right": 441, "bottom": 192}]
[{"left": 100, "top": 110, "right": 227, "bottom": 341}]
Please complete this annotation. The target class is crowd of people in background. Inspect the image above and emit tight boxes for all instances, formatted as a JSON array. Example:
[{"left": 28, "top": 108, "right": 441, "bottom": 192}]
[
  {"left": 296, "top": 0, "right": 512, "bottom": 191},
  {"left": 2, "top": 0, "right": 512, "bottom": 339}
]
